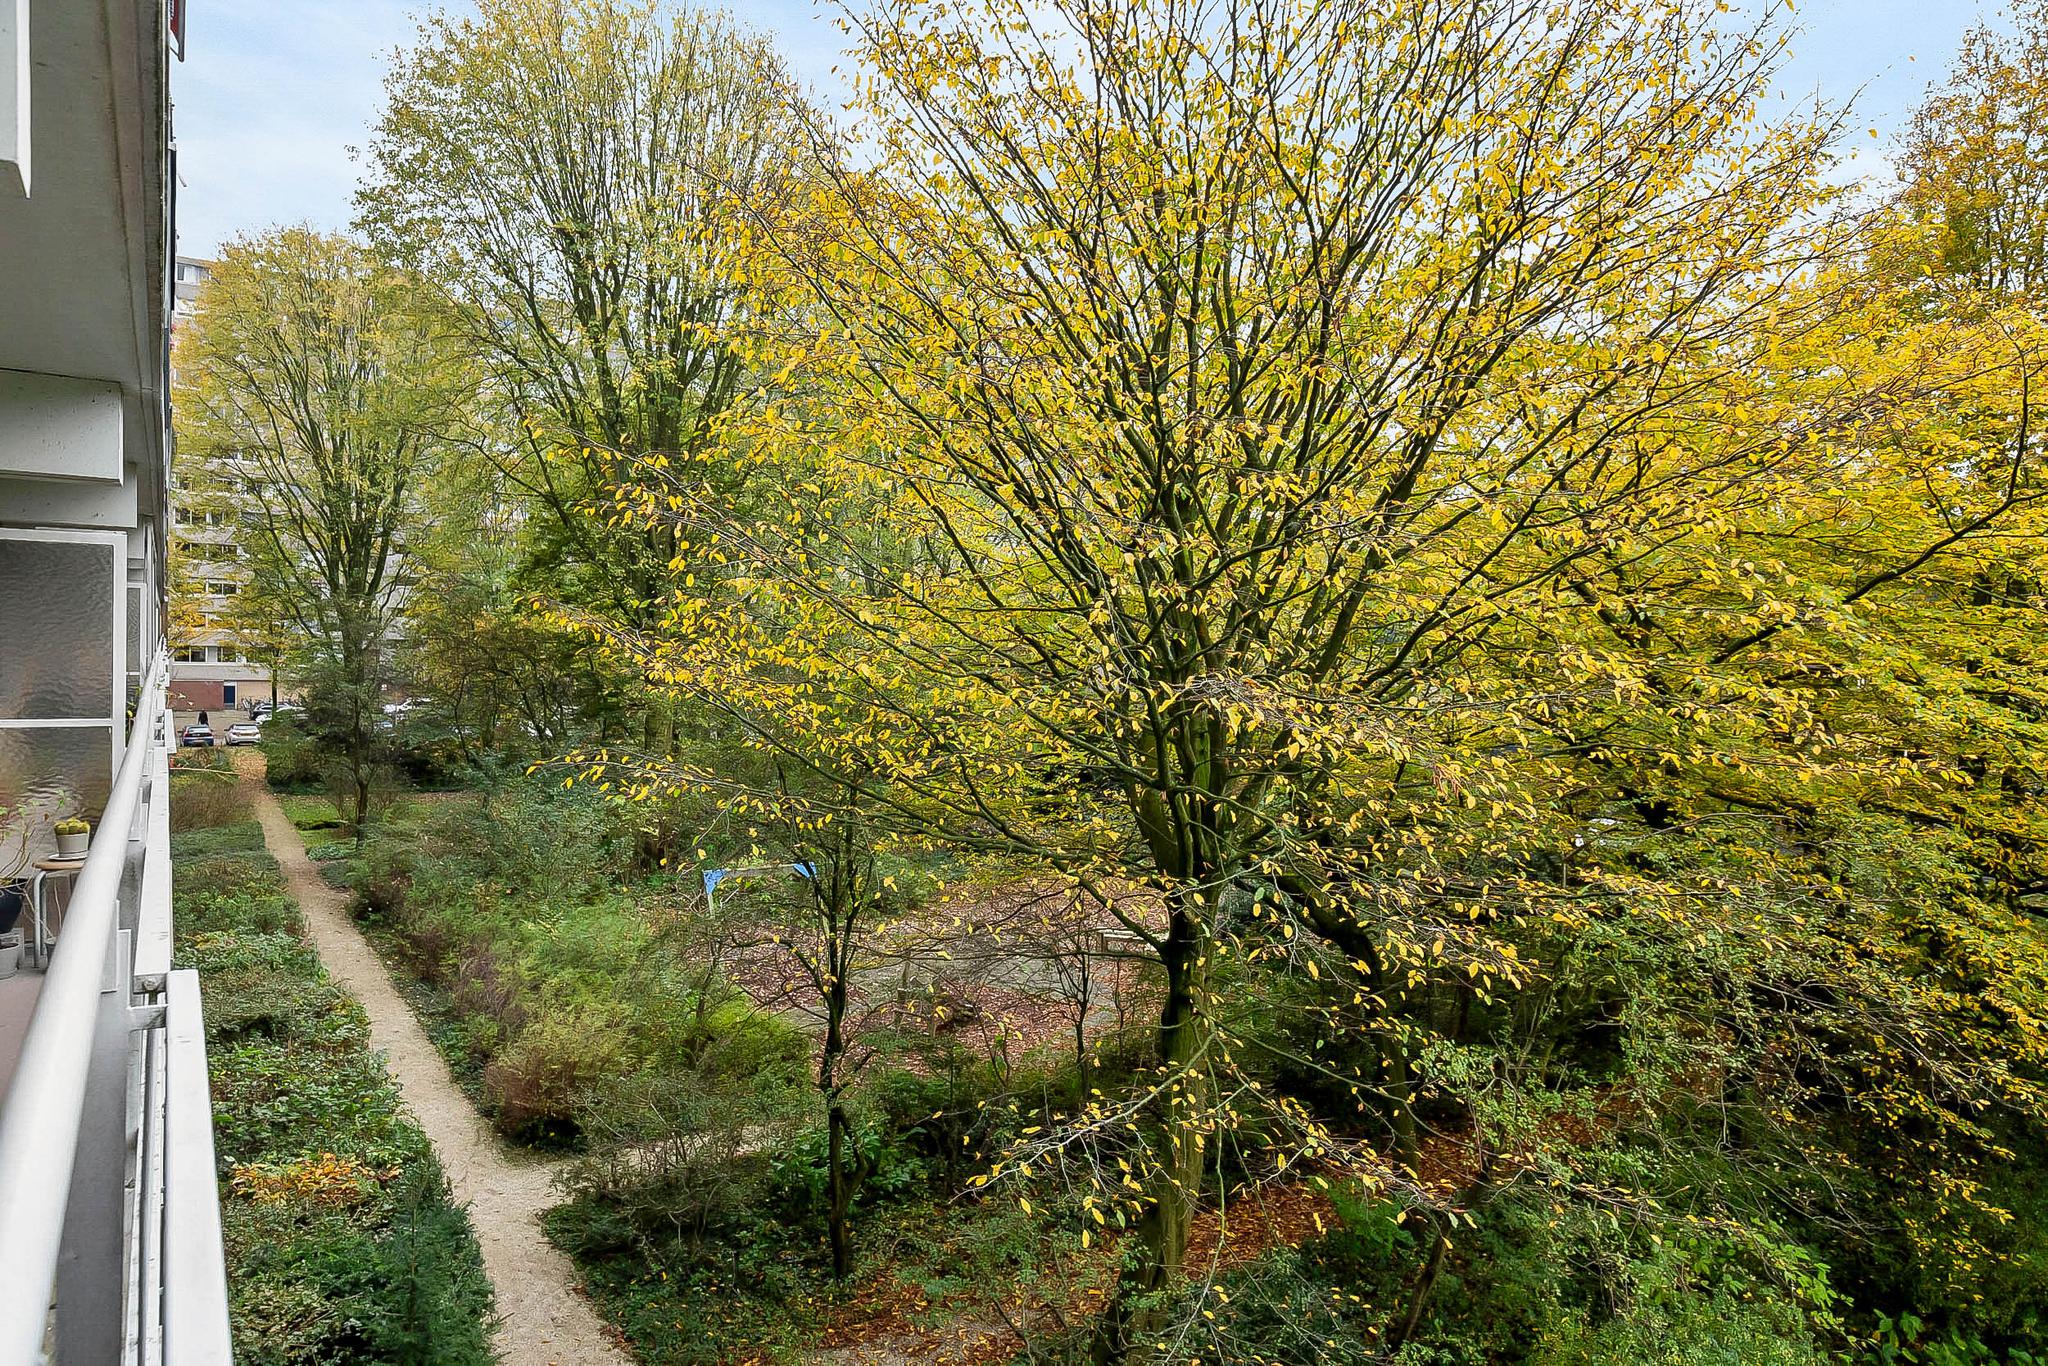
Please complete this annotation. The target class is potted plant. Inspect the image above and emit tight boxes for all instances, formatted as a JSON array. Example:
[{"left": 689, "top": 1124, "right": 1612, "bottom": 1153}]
[{"left": 53, "top": 818, "right": 91, "bottom": 860}]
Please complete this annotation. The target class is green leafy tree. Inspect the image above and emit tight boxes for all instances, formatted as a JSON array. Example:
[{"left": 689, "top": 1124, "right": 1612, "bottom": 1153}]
[
  {"left": 174, "top": 227, "right": 466, "bottom": 835},
  {"left": 359, "top": 0, "right": 807, "bottom": 747}
]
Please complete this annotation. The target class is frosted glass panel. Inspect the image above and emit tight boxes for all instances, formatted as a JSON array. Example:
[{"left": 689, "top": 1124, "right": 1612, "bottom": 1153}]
[
  {"left": 126, "top": 580, "right": 154, "bottom": 705},
  {"left": 0, "top": 726, "right": 114, "bottom": 851},
  {"left": 0, "top": 538, "right": 116, "bottom": 720},
  {"left": 128, "top": 583, "right": 143, "bottom": 697}
]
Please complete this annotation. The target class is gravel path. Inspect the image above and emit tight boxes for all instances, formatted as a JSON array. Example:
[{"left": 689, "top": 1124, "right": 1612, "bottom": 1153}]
[{"left": 236, "top": 753, "right": 634, "bottom": 1366}]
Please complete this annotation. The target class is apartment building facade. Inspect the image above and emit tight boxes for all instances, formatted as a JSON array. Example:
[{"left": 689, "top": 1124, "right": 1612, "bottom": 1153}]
[
  {"left": 167, "top": 254, "right": 276, "bottom": 712},
  {"left": 0, "top": 2, "right": 233, "bottom": 1362}
]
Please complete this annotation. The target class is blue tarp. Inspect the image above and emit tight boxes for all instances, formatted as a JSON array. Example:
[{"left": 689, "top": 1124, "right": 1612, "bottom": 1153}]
[{"left": 702, "top": 862, "right": 817, "bottom": 903}]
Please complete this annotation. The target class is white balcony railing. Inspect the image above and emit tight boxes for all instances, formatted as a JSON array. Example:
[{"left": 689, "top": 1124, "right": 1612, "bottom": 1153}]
[{"left": 0, "top": 651, "right": 233, "bottom": 1365}]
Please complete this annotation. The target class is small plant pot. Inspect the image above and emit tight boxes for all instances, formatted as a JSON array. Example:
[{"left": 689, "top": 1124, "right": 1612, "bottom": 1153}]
[
  {"left": 0, "top": 932, "right": 19, "bottom": 980},
  {"left": 0, "top": 881, "right": 24, "bottom": 936},
  {"left": 54, "top": 830, "right": 89, "bottom": 860}
]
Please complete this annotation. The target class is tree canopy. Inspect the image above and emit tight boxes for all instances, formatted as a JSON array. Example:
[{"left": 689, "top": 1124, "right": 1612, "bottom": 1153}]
[
  {"left": 560, "top": 0, "right": 2048, "bottom": 1346},
  {"left": 177, "top": 1, "right": 2048, "bottom": 1359}
]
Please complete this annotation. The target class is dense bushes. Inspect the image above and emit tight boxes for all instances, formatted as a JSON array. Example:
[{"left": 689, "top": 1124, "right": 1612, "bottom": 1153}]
[
  {"left": 321, "top": 771, "right": 1073, "bottom": 1359},
  {"left": 967, "top": 1182, "right": 1835, "bottom": 1366},
  {"left": 171, "top": 777, "right": 492, "bottom": 1364},
  {"left": 339, "top": 782, "right": 806, "bottom": 1145},
  {"left": 284, "top": 756, "right": 2048, "bottom": 1364},
  {"left": 167, "top": 765, "right": 246, "bottom": 833},
  {"left": 257, "top": 714, "right": 329, "bottom": 793}
]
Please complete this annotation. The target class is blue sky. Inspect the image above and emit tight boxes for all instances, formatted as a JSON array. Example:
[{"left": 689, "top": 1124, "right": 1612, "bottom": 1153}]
[{"left": 172, "top": 0, "right": 2011, "bottom": 258}]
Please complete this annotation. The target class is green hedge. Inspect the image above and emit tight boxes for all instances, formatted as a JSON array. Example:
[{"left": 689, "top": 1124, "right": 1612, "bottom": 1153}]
[{"left": 172, "top": 807, "right": 495, "bottom": 1364}]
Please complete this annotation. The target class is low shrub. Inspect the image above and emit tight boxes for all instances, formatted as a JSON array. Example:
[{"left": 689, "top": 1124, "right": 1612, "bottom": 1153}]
[
  {"left": 171, "top": 745, "right": 233, "bottom": 773},
  {"left": 278, "top": 793, "right": 348, "bottom": 831},
  {"left": 764, "top": 1119, "right": 932, "bottom": 1230},
  {"left": 168, "top": 819, "right": 268, "bottom": 861},
  {"left": 352, "top": 840, "right": 414, "bottom": 923},
  {"left": 448, "top": 939, "right": 527, "bottom": 1042},
  {"left": 169, "top": 768, "right": 246, "bottom": 833},
  {"left": 562, "top": 1044, "right": 803, "bottom": 1246},
  {"left": 481, "top": 1001, "right": 630, "bottom": 1144}
]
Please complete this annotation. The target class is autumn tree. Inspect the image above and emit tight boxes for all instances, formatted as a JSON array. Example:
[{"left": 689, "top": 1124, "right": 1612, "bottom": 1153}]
[
  {"left": 359, "top": 0, "right": 807, "bottom": 747},
  {"left": 173, "top": 228, "right": 464, "bottom": 833},
  {"left": 561, "top": 0, "right": 2048, "bottom": 1353},
  {"left": 1900, "top": 0, "right": 2048, "bottom": 295}
]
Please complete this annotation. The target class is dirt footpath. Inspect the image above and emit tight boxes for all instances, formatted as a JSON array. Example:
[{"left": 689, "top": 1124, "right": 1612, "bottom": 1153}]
[{"left": 235, "top": 752, "right": 633, "bottom": 1366}]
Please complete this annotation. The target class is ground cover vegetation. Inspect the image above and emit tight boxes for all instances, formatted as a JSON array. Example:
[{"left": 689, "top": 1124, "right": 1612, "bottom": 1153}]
[
  {"left": 168, "top": 771, "right": 493, "bottom": 1363},
  {"left": 174, "top": 0, "right": 2048, "bottom": 1360}
]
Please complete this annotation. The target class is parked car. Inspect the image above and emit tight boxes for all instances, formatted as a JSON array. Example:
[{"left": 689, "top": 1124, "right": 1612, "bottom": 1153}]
[
  {"left": 179, "top": 724, "right": 214, "bottom": 748},
  {"left": 224, "top": 721, "right": 263, "bottom": 746}
]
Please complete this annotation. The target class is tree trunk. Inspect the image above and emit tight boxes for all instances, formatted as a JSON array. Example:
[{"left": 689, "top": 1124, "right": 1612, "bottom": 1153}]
[
  {"left": 1072, "top": 949, "right": 1091, "bottom": 1079},
  {"left": 1388, "top": 1214, "right": 1451, "bottom": 1351},
  {"left": 820, "top": 950, "right": 858, "bottom": 1281},
  {"left": 1091, "top": 905, "right": 1209, "bottom": 1362},
  {"left": 827, "top": 1100, "right": 854, "bottom": 1281},
  {"left": 353, "top": 768, "right": 371, "bottom": 850},
  {"left": 1147, "top": 937, "right": 1208, "bottom": 1280},
  {"left": 1387, "top": 1038, "right": 1421, "bottom": 1176}
]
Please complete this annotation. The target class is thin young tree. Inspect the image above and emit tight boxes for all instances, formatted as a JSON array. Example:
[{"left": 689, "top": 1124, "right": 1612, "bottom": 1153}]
[{"left": 690, "top": 784, "right": 899, "bottom": 1280}]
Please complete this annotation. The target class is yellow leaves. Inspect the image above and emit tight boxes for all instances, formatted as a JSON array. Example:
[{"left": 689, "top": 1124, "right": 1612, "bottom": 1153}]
[{"left": 233, "top": 1153, "right": 383, "bottom": 1209}]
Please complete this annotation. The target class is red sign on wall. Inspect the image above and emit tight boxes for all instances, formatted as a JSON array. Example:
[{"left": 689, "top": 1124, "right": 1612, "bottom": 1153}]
[{"left": 169, "top": 0, "right": 186, "bottom": 60}]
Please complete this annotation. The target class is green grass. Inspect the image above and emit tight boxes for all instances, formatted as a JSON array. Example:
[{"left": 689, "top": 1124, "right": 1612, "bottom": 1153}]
[
  {"left": 173, "top": 795, "right": 495, "bottom": 1364},
  {"left": 274, "top": 793, "right": 356, "bottom": 852}
]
